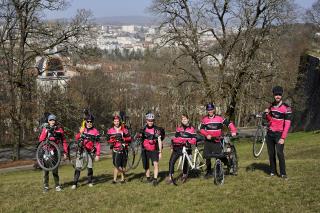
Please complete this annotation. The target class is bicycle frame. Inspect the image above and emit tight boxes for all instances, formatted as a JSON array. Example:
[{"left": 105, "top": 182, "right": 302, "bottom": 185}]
[{"left": 178, "top": 145, "right": 205, "bottom": 170}]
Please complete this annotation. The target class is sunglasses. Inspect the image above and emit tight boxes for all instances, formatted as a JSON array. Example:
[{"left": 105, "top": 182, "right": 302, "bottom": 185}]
[
  {"left": 274, "top": 93, "right": 282, "bottom": 96},
  {"left": 86, "top": 120, "right": 93, "bottom": 123},
  {"left": 48, "top": 119, "right": 55, "bottom": 121}
]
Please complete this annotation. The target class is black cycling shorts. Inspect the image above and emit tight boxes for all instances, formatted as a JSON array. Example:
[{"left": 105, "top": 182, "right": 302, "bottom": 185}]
[
  {"left": 203, "top": 140, "right": 223, "bottom": 159},
  {"left": 112, "top": 150, "right": 128, "bottom": 169},
  {"left": 141, "top": 149, "right": 159, "bottom": 170}
]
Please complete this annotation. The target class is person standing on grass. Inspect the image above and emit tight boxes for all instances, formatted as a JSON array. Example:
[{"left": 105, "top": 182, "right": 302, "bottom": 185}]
[
  {"left": 199, "top": 103, "right": 237, "bottom": 178},
  {"left": 38, "top": 114, "right": 68, "bottom": 192},
  {"left": 71, "top": 114, "right": 101, "bottom": 189},
  {"left": 138, "top": 112, "right": 163, "bottom": 186},
  {"left": 263, "top": 86, "right": 292, "bottom": 179},
  {"left": 106, "top": 115, "right": 132, "bottom": 184},
  {"left": 167, "top": 114, "right": 197, "bottom": 184}
]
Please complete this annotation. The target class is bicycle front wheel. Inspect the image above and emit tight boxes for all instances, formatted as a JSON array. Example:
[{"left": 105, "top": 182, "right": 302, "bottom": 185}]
[
  {"left": 69, "top": 143, "right": 89, "bottom": 171},
  {"left": 230, "top": 146, "right": 238, "bottom": 175},
  {"left": 36, "top": 141, "right": 61, "bottom": 171},
  {"left": 130, "top": 142, "right": 142, "bottom": 170},
  {"left": 253, "top": 126, "right": 266, "bottom": 158},
  {"left": 213, "top": 159, "right": 224, "bottom": 185}
]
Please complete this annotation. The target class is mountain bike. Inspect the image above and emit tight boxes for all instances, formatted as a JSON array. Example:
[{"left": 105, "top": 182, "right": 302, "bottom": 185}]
[
  {"left": 69, "top": 134, "right": 98, "bottom": 170},
  {"left": 211, "top": 135, "right": 238, "bottom": 185},
  {"left": 253, "top": 114, "right": 267, "bottom": 158},
  {"left": 36, "top": 128, "right": 62, "bottom": 171},
  {"left": 126, "top": 134, "right": 143, "bottom": 170}
]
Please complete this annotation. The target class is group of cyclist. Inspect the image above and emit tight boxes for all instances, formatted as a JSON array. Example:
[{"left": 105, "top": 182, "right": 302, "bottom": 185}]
[{"left": 38, "top": 85, "right": 292, "bottom": 192}]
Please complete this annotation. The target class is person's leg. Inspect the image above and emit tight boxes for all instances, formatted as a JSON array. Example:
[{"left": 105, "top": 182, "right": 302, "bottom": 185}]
[
  {"left": 52, "top": 167, "right": 60, "bottom": 187},
  {"left": 142, "top": 150, "right": 150, "bottom": 180},
  {"left": 204, "top": 141, "right": 212, "bottom": 174},
  {"left": 182, "top": 149, "right": 192, "bottom": 176},
  {"left": 266, "top": 132, "right": 277, "bottom": 175},
  {"left": 87, "top": 154, "right": 93, "bottom": 184},
  {"left": 73, "top": 169, "right": 81, "bottom": 186},
  {"left": 276, "top": 143, "right": 286, "bottom": 176},
  {"left": 43, "top": 170, "right": 49, "bottom": 188},
  {"left": 168, "top": 149, "right": 180, "bottom": 177}
]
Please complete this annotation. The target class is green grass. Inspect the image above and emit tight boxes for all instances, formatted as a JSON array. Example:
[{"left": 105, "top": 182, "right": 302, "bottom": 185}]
[{"left": 0, "top": 132, "right": 319, "bottom": 213}]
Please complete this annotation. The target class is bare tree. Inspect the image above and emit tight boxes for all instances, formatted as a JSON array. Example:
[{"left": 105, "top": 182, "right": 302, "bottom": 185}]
[
  {"left": 0, "top": 0, "right": 91, "bottom": 160},
  {"left": 150, "top": 0, "right": 296, "bottom": 120},
  {"left": 306, "top": 0, "right": 320, "bottom": 28}
]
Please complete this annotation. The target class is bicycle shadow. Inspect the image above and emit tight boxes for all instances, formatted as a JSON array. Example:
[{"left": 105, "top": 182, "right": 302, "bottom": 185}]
[
  {"left": 246, "top": 163, "right": 270, "bottom": 174},
  {"left": 62, "top": 173, "right": 114, "bottom": 187}
]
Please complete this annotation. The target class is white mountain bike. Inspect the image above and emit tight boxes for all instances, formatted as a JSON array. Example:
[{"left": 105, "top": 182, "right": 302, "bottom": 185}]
[{"left": 176, "top": 143, "right": 206, "bottom": 173}]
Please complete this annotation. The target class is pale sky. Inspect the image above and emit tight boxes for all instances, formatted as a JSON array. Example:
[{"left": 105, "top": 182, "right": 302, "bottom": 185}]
[{"left": 45, "top": 0, "right": 317, "bottom": 19}]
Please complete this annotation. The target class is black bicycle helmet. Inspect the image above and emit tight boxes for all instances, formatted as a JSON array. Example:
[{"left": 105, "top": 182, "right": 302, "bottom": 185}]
[
  {"left": 206, "top": 103, "right": 215, "bottom": 111},
  {"left": 272, "top": 86, "right": 283, "bottom": 95}
]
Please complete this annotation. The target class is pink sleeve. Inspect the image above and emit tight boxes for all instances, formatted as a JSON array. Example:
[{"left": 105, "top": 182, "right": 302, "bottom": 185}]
[
  {"left": 75, "top": 133, "right": 81, "bottom": 141},
  {"left": 61, "top": 130, "right": 68, "bottom": 154},
  {"left": 95, "top": 142, "right": 101, "bottom": 156},
  {"left": 228, "top": 122, "right": 237, "bottom": 134},
  {"left": 38, "top": 128, "right": 47, "bottom": 142},
  {"left": 281, "top": 120, "right": 291, "bottom": 139},
  {"left": 200, "top": 129, "right": 209, "bottom": 137},
  {"left": 189, "top": 137, "right": 196, "bottom": 145}
]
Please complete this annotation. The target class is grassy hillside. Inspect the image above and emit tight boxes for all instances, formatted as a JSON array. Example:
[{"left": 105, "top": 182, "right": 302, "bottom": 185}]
[{"left": 0, "top": 132, "right": 319, "bottom": 213}]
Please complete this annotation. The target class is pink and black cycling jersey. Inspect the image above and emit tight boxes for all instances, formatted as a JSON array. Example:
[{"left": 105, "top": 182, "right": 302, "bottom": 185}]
[
  {"left": 172, "top": 125, "right": 197, "bottom": 146},
  {"left": 38, "top": 126, "right": 68, "bottom": 154},
  {"left": 265, "top": 102, "right": 292, "bottom": 139},
  {"left": 75, "top": 128, "right": 101, "bottom": 156},
  {"left": 141, "top": 126, "right": 161, "bottom": 151},
  {"left": 106, "top": 127, "right": 131, "bottom": 151},
  {"left": 199, "top": 115, "right": 237, "bottom": 142}
]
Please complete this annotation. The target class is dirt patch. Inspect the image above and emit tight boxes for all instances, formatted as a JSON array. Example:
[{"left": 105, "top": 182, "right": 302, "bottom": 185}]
[{"left": 0, "top": 160, "right": 35, "bottom": 169}]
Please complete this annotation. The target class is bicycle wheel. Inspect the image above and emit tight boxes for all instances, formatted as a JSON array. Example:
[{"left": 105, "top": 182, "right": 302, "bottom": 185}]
[
  {"left": 129, "top": 139, "right": 142, "bottom": 170},
  {"left": 213, "top": 159, "right": 224, "bottom": 185},
  {"left": 69, "top": 143, "right": 89, "bottom": 171},
  {"left": 253, "top": 126, "right": 266, "bottom": 158},
  {"left": 36, "top": 141, "right": 61, "bottom": 171},
  {"left": 229, "top": 146, "right": 238, "bottom": 175},
  {"left": 126, "top": 146, "right": 135, "bottom": 171}
]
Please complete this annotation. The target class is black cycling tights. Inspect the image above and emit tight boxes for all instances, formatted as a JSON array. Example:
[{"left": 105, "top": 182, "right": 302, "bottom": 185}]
[{"left": 168, "top": 148, "right": 190, "bottom": 176}]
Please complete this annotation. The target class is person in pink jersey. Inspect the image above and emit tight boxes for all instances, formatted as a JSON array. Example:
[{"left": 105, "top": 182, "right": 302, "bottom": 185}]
[
  {"left": 38, "top": 114, "right": 68, "bottom": 192},
  {"left": 106, "top": 115, "right": 132, "bottom": 184},
  {"left": 264, "top": 86, "right": 292, "bottom": 179},
  {"left": 139, "top": 112, "right": 163, "bottom": 186},
  {"left": 199, "top": 103, "right": 237, "bottom": 178},
  {"left": 167, "top": 114, "right": 197, "bottom": 184},
  {"left": 71, "top": 114, "right": 101, "bottom": 189}
]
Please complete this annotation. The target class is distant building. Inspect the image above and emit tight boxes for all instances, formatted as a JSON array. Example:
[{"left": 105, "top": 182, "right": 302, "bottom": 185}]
[{"left": 36, "top": 50, "right": 78, "bottom": 91}]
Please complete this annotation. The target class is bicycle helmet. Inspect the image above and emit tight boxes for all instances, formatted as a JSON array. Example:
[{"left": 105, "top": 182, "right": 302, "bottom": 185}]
[
  {"left": 85, "top": 114, "right": 95, "bottom": 121},
  {"left": 113, "top": 115, "right": 121, "bottom": 121},
  {"left": 206, "top": 103, "right": 215, "bottom": 111},
  {"left": 47, "top": 114, "right": 56, "bottom": 121},
  {"left": 272, "top": 86, "right": 283, "bottom": 95},
  {"left": 145, "top": 112, "right": 155, "bottom": 120}
]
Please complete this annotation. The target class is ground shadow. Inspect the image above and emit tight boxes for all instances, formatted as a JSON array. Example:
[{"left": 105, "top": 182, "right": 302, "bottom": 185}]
[
  {"left": 126, "top": 170, "right": 168, "bottom": 183},
  {"left": 62, "top": 173, "right": 114, "bottom": 187},
  {"left": 246, "top": 163, "right": 270, "bottom": 174}
]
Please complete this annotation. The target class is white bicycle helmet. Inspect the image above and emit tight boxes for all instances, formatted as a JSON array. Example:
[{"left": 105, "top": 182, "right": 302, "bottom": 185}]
[{"left": 145, "top": 112, "right": 155, "bottom": 120}]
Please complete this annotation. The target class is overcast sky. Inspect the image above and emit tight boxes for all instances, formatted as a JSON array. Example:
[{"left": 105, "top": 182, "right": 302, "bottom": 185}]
[{"left": 45, "top": 0, "right": 317, "bottom": 19}]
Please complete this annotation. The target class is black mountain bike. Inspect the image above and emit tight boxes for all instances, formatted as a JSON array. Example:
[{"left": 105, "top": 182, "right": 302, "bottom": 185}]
[
  {"left": 126, "top": 133, "right": 143, "bottom": 170},
  {"left": 69, "top": 134, "right": 98, "bottom": 170}
]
